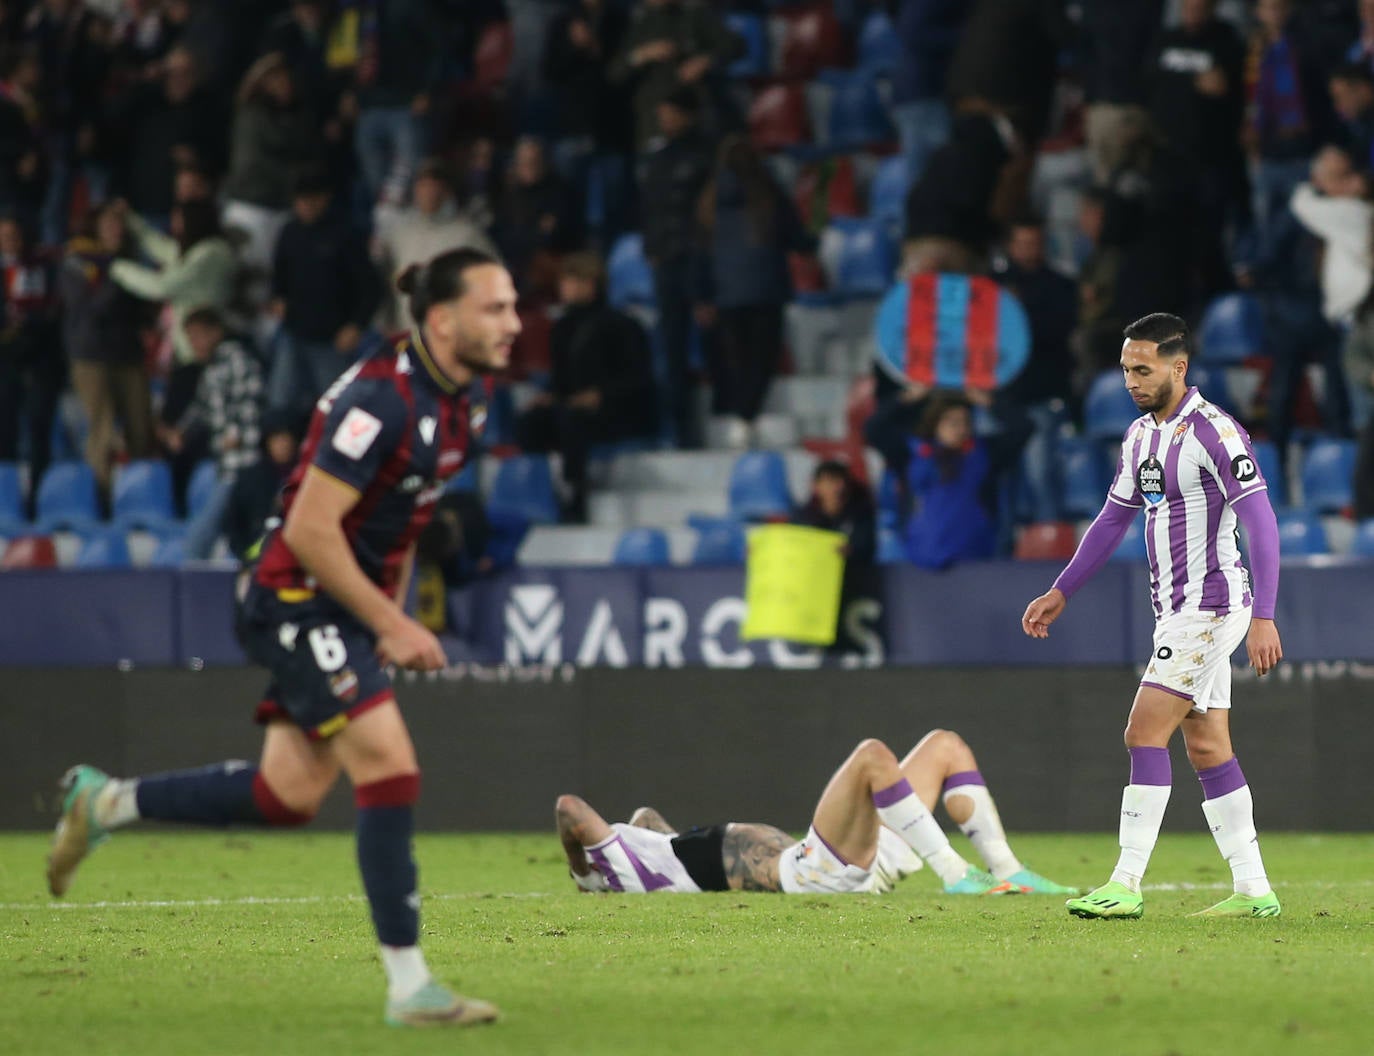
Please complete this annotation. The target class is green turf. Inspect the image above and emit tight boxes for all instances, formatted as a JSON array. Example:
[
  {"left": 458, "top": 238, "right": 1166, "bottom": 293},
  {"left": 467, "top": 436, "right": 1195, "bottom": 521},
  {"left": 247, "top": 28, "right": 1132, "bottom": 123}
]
[{"left": 3, "top": 832, "right": 1372, "bottom": 1056}]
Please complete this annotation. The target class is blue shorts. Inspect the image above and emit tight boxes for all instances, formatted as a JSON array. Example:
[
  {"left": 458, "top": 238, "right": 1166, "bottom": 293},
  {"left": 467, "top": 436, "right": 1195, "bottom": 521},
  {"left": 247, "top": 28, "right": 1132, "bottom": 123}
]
[{"left": 236, "top": 581, "right": 394, "bottom": 740}]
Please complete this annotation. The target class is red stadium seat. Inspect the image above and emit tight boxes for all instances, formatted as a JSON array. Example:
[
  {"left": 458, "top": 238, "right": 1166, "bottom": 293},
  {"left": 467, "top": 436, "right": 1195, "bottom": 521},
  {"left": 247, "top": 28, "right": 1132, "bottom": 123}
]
[
  {"left": 845, "top": 375, "right": 875, "bottom": 448},
  {"left": 1013, "top": 522, "right": 1078, "bottom": 561},
  {"left": 1, "top": 535, "right": 58, "bottom": 570},
  {"left": 777, "top": 4, "right": 849, "bottom": 80},
  {"left": 474, "top": 20, "right": 513, "bottom": 93},
  {"left": 507, "top": 304, "right": 552, "bottom": 380},
  {"left": 748, "top": 83, "right": 811, "bottom": 151}
]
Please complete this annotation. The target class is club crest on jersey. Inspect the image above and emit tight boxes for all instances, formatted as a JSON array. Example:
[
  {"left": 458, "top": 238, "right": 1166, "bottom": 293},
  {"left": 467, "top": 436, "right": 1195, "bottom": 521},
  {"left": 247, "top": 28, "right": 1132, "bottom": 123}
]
[
  {"left": 328, "top": 667, "right": 359, "bottom": 702},
  {"left": 1171, "top": 422, "right": 1191, "bottom": 446},
  {"left": 1136, "top": 455, "right": 1165, "bottom": 504}
]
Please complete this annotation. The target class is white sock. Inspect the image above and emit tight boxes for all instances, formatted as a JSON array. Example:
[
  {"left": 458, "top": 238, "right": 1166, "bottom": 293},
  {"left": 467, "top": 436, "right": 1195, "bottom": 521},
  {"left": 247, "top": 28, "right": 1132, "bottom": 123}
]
[
  {"left": 1202, "top": 786, "right": 1272, "bottom": 897},
  {"left": 1109, "top": 784, "right": 1171, "bottom": 893},
  {"left": 93, "top": 779, "right": 141, "bottom": 829},
  {"left": 380, "top": 945, "right": 432, "bottom": 1002},
  {"left": 874, "top": 779, "right": 971, "bottom": 885},
  {"left": 942, "top": 783, "right": 1022, "bottom": 880}
]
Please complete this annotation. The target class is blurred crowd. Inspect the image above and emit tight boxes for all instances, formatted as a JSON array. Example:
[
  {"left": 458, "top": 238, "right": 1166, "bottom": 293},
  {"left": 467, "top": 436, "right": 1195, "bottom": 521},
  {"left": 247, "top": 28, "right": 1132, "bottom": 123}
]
[{"left": 2, "top": 0, "right": 1373, "bottom": 572}]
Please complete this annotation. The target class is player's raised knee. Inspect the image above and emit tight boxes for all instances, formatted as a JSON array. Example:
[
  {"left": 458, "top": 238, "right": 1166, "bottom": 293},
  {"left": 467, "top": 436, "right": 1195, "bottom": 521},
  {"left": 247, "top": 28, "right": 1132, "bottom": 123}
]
[{"left": 851, "top": 738, "right": 898, "bottom": 770}]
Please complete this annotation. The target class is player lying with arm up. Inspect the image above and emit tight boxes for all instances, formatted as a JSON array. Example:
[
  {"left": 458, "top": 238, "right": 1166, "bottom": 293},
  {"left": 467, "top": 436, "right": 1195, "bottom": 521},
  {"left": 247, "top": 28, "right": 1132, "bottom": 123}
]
[{"left": 556, "top": 729, "right": 1078, "bottom": 896}]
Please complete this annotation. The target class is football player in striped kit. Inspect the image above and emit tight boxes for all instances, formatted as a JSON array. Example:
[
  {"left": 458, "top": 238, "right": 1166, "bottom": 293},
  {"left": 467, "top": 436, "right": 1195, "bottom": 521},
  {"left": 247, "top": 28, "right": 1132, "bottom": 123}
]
[{"left": 1022, "top": 313, "right": 1284, "bottom": 919}]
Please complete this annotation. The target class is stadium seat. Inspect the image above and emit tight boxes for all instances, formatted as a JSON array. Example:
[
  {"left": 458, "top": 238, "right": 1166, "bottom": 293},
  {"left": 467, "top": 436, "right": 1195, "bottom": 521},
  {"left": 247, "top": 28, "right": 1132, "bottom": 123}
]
[
  {"left": 612, "top": 527, "right": 672, "bottom": 567},
  {"left": 867, "top": 155, "right": 910, "bottom": 234},
  {"left": 0, "top": 534, "right": 57, "bottom": 570},
  {"left": 73, "top": 528, "right": 132, "bottom": 569},
  {"left": 33, "top": 461, "right": 100, "bottom": 534},
  {"left": 1013, "top": 522, "right": 1078, "bottom": 561},
  {"left": 876, "top": 527, "right": 906, "bottom": 564},
  {"left": 856, "top": 10, "right": 901, "bottom": 74},
  {"left": 1251, "top": 440, "right": 1285, "bottom": 507},
  {"left": 829, "top": 217, "right": 897, "bottom": 299},
  {"left": 1301, "top": 438, "right": 1356, "bottom": 513},
  {"left": 691, "top": 521, "right": 746, "bottom": 565},
  {"left": 1108, "top": 510, "right": 1149, "bottom": 563},
  {"left": 607, "top": 233, "right": 655, "bottom": 309},
  {"left": 1276, "top": 508, "right": 1329, "bottom": 556},
  {"left": 1060, "top": 437, "right": 1108, "bottom": 519},
  {"left": 0, "top": 461, "right": 25, "bottom": 534},
  {"left": 1083, "top": 371, "right": 1140, "bottom": 442},
  {"left": 725, "top": 13, "right": 769, "bottom": 78},
  {"left": 845, "top": 375, "right": 876, "bottom": 447},
  {"left": 1353, "top": 519, "right": 1374, "bottom": 558},
  {"left": 824, "top": 71, "right": 894, "bottom": 149},
  {"left": 149, "top": 534, "right": 187, "bottom": 568},
  {"left": 747, "top": 83, "right": 810, "bottom": 151},
  {"left": 728, "top": 451, "right": 794, "bottom": 521},
  {"left": 112, "top": 459, "right": 177, "bottom": 532},
  {"left": 486, "top": 455, "right": 560, "bottom": 525},
  {"left": 777, "top": 3, "right": 847, "bottom": 79},
  {"left": 1199, "top": 292, "right": 1264, "bottom": 365},
  {"left": 186, "top": 459, "right": 220, "bottom": 520}
]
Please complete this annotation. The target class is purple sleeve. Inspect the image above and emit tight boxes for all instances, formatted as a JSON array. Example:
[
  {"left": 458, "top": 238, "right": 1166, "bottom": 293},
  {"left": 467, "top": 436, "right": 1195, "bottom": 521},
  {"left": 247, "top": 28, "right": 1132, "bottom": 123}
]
[
  {"left": 1050, "top": 500, "right": 1140, "bottom": 600},
  {"left": 1231, "top": 490, "right": 1279, "bottom": 620}
]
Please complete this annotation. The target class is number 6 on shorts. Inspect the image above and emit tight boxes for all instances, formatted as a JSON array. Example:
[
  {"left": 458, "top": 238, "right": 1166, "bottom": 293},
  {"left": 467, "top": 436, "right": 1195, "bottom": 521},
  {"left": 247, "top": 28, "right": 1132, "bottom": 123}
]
[{"left": 307, "top": 625, "right": 347, "bottom": 671}]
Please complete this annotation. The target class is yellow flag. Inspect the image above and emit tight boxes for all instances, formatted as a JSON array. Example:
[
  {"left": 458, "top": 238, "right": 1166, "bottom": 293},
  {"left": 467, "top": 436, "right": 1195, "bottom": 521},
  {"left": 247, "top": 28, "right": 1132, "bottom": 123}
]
[{"left": 741, "top": 524, "right": 847, "bottom": 646}]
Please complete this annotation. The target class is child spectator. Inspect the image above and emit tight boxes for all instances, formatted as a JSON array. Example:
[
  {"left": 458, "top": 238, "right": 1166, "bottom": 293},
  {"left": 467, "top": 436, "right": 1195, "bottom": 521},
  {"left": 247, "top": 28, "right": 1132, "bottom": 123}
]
[
  {"left": 903, "top": 392, "right": 995, "bottom": 570},
  {"left": 792, "top": 460, "right": 876, "bottom": 566}
]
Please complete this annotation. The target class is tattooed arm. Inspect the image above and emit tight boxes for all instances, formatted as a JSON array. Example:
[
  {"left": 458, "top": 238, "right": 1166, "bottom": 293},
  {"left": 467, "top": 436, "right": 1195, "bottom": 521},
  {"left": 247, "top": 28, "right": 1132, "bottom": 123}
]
[{"left": 721, "top": 823, "right": 794, "bottom": 892}]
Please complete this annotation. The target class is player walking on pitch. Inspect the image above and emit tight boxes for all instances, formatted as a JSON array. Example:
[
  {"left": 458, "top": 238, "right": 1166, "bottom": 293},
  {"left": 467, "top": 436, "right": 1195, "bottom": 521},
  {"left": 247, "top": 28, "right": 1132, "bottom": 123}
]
[
  {"left": 1022, "top": 313, "right": 1283, "bottom": 919},
  {"left": 46, "top": 249, "right": 519, "bottom": 1025}
]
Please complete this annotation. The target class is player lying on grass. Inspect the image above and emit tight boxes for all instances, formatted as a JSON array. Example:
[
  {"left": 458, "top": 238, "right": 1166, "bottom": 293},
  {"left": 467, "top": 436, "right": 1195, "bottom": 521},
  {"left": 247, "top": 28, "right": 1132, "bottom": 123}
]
[{"left": 557, "top": 729, "right": 1078, "bottom": 896}]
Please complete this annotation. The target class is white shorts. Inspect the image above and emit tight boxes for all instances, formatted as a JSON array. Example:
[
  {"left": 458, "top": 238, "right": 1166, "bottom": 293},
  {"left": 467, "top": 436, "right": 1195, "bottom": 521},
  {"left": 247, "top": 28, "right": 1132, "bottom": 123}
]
[
  {"left": 1140, "top": 606, "right": 1251, "bottom": 714},
  {"left": 777, "top": 826, "right": 877, "bottom": 895},
  {"left": 584, "top": 824, "right": 701, "bottom": 893}
]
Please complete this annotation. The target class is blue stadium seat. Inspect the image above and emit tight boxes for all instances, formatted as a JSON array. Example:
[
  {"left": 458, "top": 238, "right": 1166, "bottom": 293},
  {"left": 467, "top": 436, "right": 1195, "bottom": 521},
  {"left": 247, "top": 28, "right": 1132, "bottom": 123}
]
[
  {"left": 1252, "top": 440, "right": 1285, "bottom": 507},
  {"left": 856, "top": 11, "right": 902, "bottom": 74},
  {"left": 1108, "top": 509, "right": 1148, "bottom": 562},
  {"left": 1301, "top": 438, "right": 1356, "bottom": 513},
  {"left": 112, "top": 459, "right": 177, "bottom": 532},
  {"left": 1353, "top": 519, "right": 1374, "bottom": 558},
  {"left": 725, "top": 13, "right": 768, "bottom": 77},
  {"left": 728, "top": 451, "right": 794, "bottom": 521},
  {"left": 0, "top": 461, "right": 25, "bottom": 534},
  {"left": 149, "top": 534, "right": 187, "bottom": 568},
  {"left": 607, "top": 233, "right": 655, "bottom": 309},
  {"left": 1083, "top": 371, "right": 1140, "bottom": 442},
  {"left": 34, "top": 461, "right": 100, "bottom": 534},
  {"left": 73, "top": 528, "right": 132, "bottom": 569},
  {"left": 830, "top": 217, "right": 897, "bottom": 299},
  {"left": 613, "top": 527, "right": 671, "bottom": 567},
  {"left": 486, "top": 455, "right": 560, "bottom": 525},
  {"left": 444, "top": 456, "right": 480, "bottom": 494},
  {"left": 1276, "top": 508, "right": 1329, "bottom": 556},
  {"left": 1060, "top": 437, "right": 1108, "bottom": 519},
  {"left": 691, "top": 521, "right": 746, "bottom": 565},
  {"left": 825, "top": 70, "right": 894, "bottom": 148},
  {"left": 876, "top": 526, "right": 906, "bottom": 564},
  {"left": 1199, "top": 292, "right": 1264, "bottom": 365},
  {"left": 186, "top": 459, "right": 220, "bottom": 520},
  {"left": 867, "top": 155, "right": 910, "bottom": 235}
]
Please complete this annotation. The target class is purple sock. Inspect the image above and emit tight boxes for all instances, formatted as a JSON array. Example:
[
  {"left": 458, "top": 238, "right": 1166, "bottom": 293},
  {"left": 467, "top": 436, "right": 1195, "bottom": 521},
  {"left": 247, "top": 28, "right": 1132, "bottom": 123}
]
[
  {"left": 942, "top": 770, "right": 985, "bottom": 794},
  {"left": 1197, "top": 756, "right": 1246, "bottom": 800},
  {"left": 1128, "top": 746, "right": 1172, "bottom": 786}
]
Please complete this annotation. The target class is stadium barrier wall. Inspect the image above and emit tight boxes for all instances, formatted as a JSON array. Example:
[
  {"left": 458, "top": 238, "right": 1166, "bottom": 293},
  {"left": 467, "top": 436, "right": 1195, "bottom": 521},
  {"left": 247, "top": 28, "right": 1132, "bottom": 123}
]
[
  {"left": 3, "top": 666, "right": 1370, "bottom": 832},
  {"left": 2, "top": 560, "right": 1374, "bottom": 668}
]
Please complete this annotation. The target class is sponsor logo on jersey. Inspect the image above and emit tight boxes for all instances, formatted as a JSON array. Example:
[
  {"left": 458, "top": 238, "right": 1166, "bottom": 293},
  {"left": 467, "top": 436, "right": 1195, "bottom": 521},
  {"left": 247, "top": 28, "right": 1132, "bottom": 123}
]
[
  {"left": 1137, "top": 455, "right": 1165, "bottom": 504},
  {"left": 329, "top": 667, "right": 359, "bottom": 702},
  {"left": 1156, "top": 646, "right": 1173, "bottom": 660},
  {"left": 332, "top": 407, "right": 383, "bottom": 460},
  {"left": 419, "top": 416, "right": 437, "bottom": 445},
  {"left": 1231, "top": 453, "right": 1257, "bottom": 482}
]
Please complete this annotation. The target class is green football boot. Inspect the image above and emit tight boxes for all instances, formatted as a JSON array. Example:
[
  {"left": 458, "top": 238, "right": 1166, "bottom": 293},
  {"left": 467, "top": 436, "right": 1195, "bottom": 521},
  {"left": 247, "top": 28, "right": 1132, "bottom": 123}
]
[
  {"left": 943, "top": 866, "right": 1016, "bottom": 895},
  {"left": 1189, "top": 891, "right": 1281, "bottom": 918},
  {"left": 1005, "top": 867, "right": 1080, "bottom": 896},
  {"left": 1066, "top": 880, "right": 1144, "bottom": 919},
  {"left": 385, "top": 982, "right": 500, "bottom": 1028},
  {"left": 46, "top": 765, "right": 112, "bottom": 897}
]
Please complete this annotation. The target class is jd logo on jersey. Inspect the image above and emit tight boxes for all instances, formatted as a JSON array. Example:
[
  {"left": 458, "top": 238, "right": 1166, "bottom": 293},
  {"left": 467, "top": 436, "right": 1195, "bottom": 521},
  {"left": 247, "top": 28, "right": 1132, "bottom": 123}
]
[
  {"left": 1231, "top": 454, "right": 1257, "bottom": 483},
  {"left": 1136, "top": 455, "right": 1165, "bottom": 504}
]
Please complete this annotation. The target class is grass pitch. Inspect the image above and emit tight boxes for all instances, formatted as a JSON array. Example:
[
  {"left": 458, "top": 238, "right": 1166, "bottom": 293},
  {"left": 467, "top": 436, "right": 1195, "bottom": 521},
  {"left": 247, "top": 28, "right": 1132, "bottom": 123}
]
[{"left": 2, "top": 831, "right": 1372, "bottom": 1056}]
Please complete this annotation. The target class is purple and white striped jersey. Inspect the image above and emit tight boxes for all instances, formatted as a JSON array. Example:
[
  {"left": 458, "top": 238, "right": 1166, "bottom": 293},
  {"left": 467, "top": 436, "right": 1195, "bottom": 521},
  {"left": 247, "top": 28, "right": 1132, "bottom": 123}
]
[{"left": 1107, "top": 388, "right": 1266, "bottom": 618}]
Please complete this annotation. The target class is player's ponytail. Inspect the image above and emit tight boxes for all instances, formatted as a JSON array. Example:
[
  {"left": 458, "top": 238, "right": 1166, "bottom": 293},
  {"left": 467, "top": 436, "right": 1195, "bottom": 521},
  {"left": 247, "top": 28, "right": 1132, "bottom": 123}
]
[{"left": 398, "top": 248, "right": 502, "bottom": 324}]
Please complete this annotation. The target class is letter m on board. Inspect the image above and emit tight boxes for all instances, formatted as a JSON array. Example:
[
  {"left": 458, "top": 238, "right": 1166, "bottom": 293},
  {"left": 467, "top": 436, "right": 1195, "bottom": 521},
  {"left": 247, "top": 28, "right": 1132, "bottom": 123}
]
[{"left": 505, "top": 584, "right": 563, "bottom": 664}]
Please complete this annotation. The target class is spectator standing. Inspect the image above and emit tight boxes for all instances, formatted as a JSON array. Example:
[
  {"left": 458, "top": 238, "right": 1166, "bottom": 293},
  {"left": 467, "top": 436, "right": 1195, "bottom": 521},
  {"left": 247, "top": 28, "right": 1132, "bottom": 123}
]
[
  {"left": 223, "top": 407, "right": 299, "bottom": 559},
  {"left": 516, "top": 252, "right": 657, "bottom": 522},
  {"left": 696, "top": 135, "right": 816, "bottom": 448},
  {"left": 267, "top": 168, "right": 380, "bottom": 415},
  {"left": 0, "top": 214, "right": 60, "bottom": 503},
  {"left": 543, "top": 0, "right": 633, "bottom": 162},
  {"left": 0, "top": 46, "right": 46, "bottom": 232},
  {"left": 904, "top": 111, "right": 1017, "bottom": 263},
  {"left": 373, "top": 159, "right": 496, "bottom": 332},
  {"left": 222, "top": 52, "right": 325, "bottom": 278},
  {"left": 639, "top": 87, "right": 713, "bottom": 448},
  {"left": 609, "top": 0, "right": 742, "bottom": 152},
  {"left": 109, "top": 197, "right": 238, "bottom": 367},
  {"left": 1079, "top": 0, "right": 1165, "bottom": 185},
  {"left": 792, "top": 460, "right": 876, "bottom": 567},
  {"left": 61, "top": 201, "right": 156, "bottom": 495},
  {"left": 1328, "top": 63, "right": 1374, "bottom": 170},
  {"left": 891, "top": 0, "right": 969, "bottom": 185},
  {"left": 258, "top": 0, "right": 333, "bottom": 124},
  {"left": 492, "top": 137, "right": 580, "bottom": 299},
  {"left": 903, "top": 393, "right": 996, "bottom": 570},
  {"left": 162, "top": 307, "right": 262, "bottom": 559}
]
